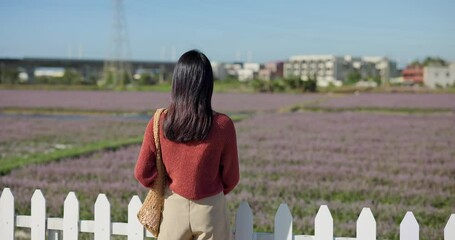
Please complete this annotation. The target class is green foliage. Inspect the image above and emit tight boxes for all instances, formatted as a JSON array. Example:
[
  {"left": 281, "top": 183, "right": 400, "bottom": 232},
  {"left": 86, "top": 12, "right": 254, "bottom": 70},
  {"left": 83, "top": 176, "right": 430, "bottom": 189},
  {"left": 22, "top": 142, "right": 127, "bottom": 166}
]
[
  {"left": 371, "top": 75, "right": 382, "bottom": 86},
  {"left": 302, "top": 74, "right": 317, "bottom": 92},
  {"left": 282, "top": 76, "right": 303, "bottom": 90},
  {"left": 34, "top": 69, "right": 88, "bottom": 85},
  {"left": 253, "top": 79, "right": 276, "bottom": 93},
  {"left": 250, "top": 75, "right": 317, "bottom": 93},
  {"left": 409, "top": 59, "right": 421, "bottom": 67},
  {"left": 409, "top": 56, "right": 447, "bottom": 67},
  {"left": 35, "top": 76, "right": 60, "bottom": 84},
  {"left": 287, "top": 105, "right": 453, "bottom": 114},
  {"left": 61, "top": 69, "right": 84, "bottom": 85},
  {"left": 98, "top": 69, "right": 133, "bottom": 89},
  {"left": 0, "top": 66, "right": 20, "bottom": 84},
  {"left": 346, "top": 70, "right": 362, "bottom": 84},
  {"left": 423, "top": 57, "right": 447, "bottom": 66},
  {"left": 137, "top": 72, "right": 158, "bottom": 85}
]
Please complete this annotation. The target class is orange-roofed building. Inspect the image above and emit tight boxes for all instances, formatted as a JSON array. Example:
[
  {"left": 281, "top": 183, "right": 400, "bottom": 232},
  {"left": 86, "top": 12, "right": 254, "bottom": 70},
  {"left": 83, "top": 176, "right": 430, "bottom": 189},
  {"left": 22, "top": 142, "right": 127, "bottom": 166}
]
[{"left": 402, "top": 65, "right": 423, "bottom": 84}]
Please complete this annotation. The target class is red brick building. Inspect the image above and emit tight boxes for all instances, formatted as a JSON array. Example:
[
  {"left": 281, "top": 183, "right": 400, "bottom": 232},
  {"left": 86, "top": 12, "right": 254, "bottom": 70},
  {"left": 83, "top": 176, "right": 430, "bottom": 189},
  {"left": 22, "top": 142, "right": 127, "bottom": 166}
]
[
  {"left": 258, "top": 61, "right": 284, "bottom": 80},
  {"left": 402, "top": 65, "right": 423, "bottom": 84}
]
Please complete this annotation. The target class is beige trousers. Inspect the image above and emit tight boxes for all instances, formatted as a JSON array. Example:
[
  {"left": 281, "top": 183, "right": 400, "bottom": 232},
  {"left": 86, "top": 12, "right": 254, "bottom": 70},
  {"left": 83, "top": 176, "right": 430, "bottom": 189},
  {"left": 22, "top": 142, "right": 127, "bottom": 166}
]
[{"left": 158, "top": 188, "right": 233, "bottom": 240}]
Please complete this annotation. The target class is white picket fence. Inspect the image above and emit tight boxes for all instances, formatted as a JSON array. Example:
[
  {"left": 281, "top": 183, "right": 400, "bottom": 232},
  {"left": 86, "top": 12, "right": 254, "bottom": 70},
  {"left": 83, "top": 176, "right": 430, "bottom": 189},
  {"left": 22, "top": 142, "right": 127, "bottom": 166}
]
[{"left": 1, "top": 188, "right": 454, "bottom": 240}]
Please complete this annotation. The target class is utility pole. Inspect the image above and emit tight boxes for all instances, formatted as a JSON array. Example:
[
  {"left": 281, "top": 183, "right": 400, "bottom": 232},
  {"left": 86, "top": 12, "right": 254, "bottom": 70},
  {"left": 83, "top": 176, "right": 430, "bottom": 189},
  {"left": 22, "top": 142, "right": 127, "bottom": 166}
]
[
  {"left": 102, "top": 0, "right": 133, "bottom": 88},
  {"left": 1, "top": 63, "right": 4, "bottom": 84}
]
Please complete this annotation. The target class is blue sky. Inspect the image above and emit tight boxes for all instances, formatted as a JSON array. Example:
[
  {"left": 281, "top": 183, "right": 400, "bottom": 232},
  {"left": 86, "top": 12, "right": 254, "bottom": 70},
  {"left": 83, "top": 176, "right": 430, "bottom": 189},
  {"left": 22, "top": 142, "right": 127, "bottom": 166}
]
[{"left": 0, "top": 0, "right": 454, "bottom": 67}]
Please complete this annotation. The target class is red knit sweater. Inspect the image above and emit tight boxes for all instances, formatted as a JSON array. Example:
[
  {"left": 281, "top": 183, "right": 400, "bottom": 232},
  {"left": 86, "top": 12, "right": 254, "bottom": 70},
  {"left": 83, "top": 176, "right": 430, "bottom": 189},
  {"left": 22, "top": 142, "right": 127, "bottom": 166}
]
[{"left": 134, "top": 112, "right": 240, "bottom": 200}]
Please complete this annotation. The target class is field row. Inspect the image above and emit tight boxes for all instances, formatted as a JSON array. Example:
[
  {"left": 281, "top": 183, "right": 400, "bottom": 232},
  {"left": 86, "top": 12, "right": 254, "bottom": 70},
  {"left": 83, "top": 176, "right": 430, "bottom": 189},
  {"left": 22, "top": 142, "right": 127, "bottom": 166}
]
[{"left": 1, "top": 90, "right": 455, "bottom": 113}]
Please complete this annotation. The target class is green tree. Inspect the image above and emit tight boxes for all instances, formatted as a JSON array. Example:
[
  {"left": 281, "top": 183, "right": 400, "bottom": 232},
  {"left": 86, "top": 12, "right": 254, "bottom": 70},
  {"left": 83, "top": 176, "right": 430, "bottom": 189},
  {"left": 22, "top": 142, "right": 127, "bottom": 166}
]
[
  {"left": 409, "top": 57, "right": 447, "bottom": 67},
  {"left": 137, "top": 72, "right": 158, "bottom": 85},
  {"left": 346, "top": 70, "right": 362, "bottom": 84},
  {"left": 62, "top": 69, "right": 84, "bottom": 85},
  {"left": 251, "top": 79, "right": 274, "bottom": 93},
  {"left": 302, "top": 74, "right": 317, "bottom": 92},
  {"left": 283, "top": 76, "right": 303, "bottom": 90},
  {"left": 0, "top": 66, "right": 19, "bottom": 84},
  {"left": 423, "top": 57, "right": 446, "bottom": 66},
  {"left": 409, "top": 59, "right": 422, "bottom": 67},
  {"left": 371, "top": 76, "right": 382, "bottom": 86}
]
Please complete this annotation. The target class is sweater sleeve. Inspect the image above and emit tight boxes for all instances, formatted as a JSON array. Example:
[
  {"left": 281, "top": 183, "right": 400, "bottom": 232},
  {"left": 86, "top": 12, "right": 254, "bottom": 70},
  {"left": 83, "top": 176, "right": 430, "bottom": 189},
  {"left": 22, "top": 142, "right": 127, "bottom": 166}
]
[
  {"left": 134, "top": 118, "right": 158, "bottom": 188},
  {"left": 220, "top": 118, "right": 240, "bottom": 195}
]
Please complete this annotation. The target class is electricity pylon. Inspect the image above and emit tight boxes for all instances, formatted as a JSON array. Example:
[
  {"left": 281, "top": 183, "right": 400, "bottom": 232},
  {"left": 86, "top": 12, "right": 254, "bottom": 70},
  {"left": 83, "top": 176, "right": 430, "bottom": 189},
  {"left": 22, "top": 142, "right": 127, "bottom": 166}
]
[{"left": 101, "top": 0, "right": 133, "bottom": 88}]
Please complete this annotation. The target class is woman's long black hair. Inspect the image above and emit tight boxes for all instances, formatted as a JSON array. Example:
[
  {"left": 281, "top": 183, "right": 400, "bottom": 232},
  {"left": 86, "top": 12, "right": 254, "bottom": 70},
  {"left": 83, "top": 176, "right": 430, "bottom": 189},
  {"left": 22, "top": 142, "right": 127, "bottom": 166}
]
[{"left": 164, "top": 50, "right": 214, "bottom": 142}]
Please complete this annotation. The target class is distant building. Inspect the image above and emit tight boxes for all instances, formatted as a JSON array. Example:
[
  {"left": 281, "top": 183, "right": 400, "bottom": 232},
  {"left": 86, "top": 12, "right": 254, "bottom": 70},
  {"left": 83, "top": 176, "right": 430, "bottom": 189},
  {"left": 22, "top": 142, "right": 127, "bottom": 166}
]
[
  {"left": 258, "top": 68, "right": 272, "bottom": 81},
  {"left": 224, "top": 63, "right": 243, "bottom": 79},
  {"left": 346, "top": 56, "right": 377, "bottom": 78},
  {"left": 243, "top": 63, "right": 260, "bottom": 73},
  {"left": 402, "top": 65, "right": 424, "bottom": 84},
  {"left": 284, "top": 55, "right": 398, "bottom": 87},
  {"left": 224, "top": 62, "right": 261, "bottom": 81},
  {"left": 284, "top": 55, "right": 346, "bottom": 87},
  {"left": 361, "top": 56, "right": 398, "bottom": 83},
  {"left": 237, "top": 68, "right": 255, "bottom": 81},
  {"left": 34, "top": 67, "right": 65, "bottom": 78},
  {"left": 259, "top": 61, "right": 284, "bottom": 80},
  {"left": 423, "top": 62, "right": 455, "bottom": 88},
  {"left": 211, "top": 62, "right": 228, "bottom": 80}
]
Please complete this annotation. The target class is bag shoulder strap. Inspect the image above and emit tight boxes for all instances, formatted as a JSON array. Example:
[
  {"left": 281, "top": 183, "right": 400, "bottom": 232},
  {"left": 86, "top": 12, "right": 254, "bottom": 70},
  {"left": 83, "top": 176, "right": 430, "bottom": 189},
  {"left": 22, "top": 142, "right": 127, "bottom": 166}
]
[
  {"left": 152, "top": 108, "right": 167, "bottom": 189},
  {"left": 152, "top": 108, "right": 166, "bottom": 154}
]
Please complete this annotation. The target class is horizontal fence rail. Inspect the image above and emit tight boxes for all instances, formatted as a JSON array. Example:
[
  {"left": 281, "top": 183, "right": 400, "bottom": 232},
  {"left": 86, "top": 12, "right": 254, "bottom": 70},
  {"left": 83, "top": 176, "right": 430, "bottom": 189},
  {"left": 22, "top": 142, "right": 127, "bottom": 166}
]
[{"left": 1, "top": 188, "right": 454, "bottom": 240}]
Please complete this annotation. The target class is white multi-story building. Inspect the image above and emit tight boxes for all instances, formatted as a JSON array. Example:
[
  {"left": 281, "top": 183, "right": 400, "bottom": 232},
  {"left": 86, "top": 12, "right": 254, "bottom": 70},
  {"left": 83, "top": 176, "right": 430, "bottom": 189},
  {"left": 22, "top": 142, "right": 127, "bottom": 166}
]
[
  {"left": 237, "top": 68, "right": 255, "bottom": 82},
  {"left": 243, "top": 63, "right": 260, "bottom": 73},
  {"left": 224, "top": 62, "right": 261, "bottom": 81},
  {"left": 284, "top": 55, "right": 398, "bottom": 86},
  {"left": 224, "top": 63, "right": 243, "bottom": 79},
  {"left": 423, "top": 62, "right": 455, "bottom": 88},
  {"left": 239, "top": 63, "right": 261, "bottom": 81},
  {"left": 284, "top": 55, "right": 346, "bottom": 87}
]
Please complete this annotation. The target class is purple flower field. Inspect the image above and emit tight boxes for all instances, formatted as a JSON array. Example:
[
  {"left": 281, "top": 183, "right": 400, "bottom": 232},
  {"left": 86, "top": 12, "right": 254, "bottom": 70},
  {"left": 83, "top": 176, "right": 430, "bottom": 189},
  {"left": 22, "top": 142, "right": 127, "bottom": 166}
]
[
  {"left": 0, "top": 146, "right": 144, "bottom": 221},
  {"left": 0, "top": 90, "right": 322, "bottom": 112},
  {"left": 315, "top": 93, "right": 455, "bottom": 110},
  {"left": 0, "top": 115, "right": 146, "bottom": 160},
  {"left": 1, "top": 110, "right": 454, "bottom": 239},
  {"left": 234, "top": 111, "right": 455, "bottom": 239},
  {"left": 2, "top": 90, "right": 455, "bottom": 114}
]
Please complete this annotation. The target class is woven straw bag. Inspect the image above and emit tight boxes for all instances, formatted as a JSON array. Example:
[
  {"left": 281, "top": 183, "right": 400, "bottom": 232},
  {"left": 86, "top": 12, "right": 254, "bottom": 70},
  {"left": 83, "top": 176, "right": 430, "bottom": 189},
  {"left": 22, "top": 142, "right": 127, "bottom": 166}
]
[{"left": 137, "top": 108, "right": 167, "bottom": 237}]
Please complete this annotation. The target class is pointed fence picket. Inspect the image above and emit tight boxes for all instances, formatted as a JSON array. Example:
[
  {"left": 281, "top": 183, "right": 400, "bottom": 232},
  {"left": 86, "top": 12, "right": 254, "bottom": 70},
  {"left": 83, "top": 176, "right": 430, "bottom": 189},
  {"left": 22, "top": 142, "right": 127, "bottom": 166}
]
[
  {"left": 0, "top": 188, "right": 14, "bottom": 239},
  {"left": 315, "top": 205, "right": 333, "bottom": 240},
  {"left": 274, "top": 203, "right": 293, "bottom": 240},
  {"left": 1, "top": 187, "right": 454, "bottom": 240},
  {"left": 127, "top": 196, "right": 144, "bottom": 240},
  {"left": 400, "top": 211, "right": 419, "bottom": 240},
  {"left": 356, "top": 208, "right": 376, "bottom": 240},
  {"left": 445, "top": 214, "right": 455, "bottom": 239},
  {"left": 63, "top": 192, "right": 79, "bottom": 240},
  {"left": 235, "top": 201, "right": 253, "bottom": 240},
  {"left": 31, "top": 190, "right": 45, "bottom": 240}
]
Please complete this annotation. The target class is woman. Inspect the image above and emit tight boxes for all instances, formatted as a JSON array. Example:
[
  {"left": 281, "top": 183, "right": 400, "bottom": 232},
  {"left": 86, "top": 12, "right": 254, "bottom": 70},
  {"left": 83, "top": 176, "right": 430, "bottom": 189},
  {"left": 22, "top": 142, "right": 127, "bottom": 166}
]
[{"left": 135, "top": 50, "right": 240, "bottom": 240}]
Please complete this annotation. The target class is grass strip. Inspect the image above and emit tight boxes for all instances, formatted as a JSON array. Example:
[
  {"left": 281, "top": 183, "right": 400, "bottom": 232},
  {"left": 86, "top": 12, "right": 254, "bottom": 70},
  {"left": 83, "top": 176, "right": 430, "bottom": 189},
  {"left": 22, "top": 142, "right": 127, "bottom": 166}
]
[
  {"left": 228, "top": 112, "right": 252, "bottom": 122},
  {"left": 0, "top": 81, "right": 255, "bottom": 93},
  {"left": 0, "top": 107, "right": 153, "bottom": 116},
  {"left": 287, "top": 105, "right": 454, "bottom": 114},
  {"left": 0, "top": 108, "right": 255, "bottom": 119},
  {"left": 0, "top": 136, "right": 143, "bottom": 175}
]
